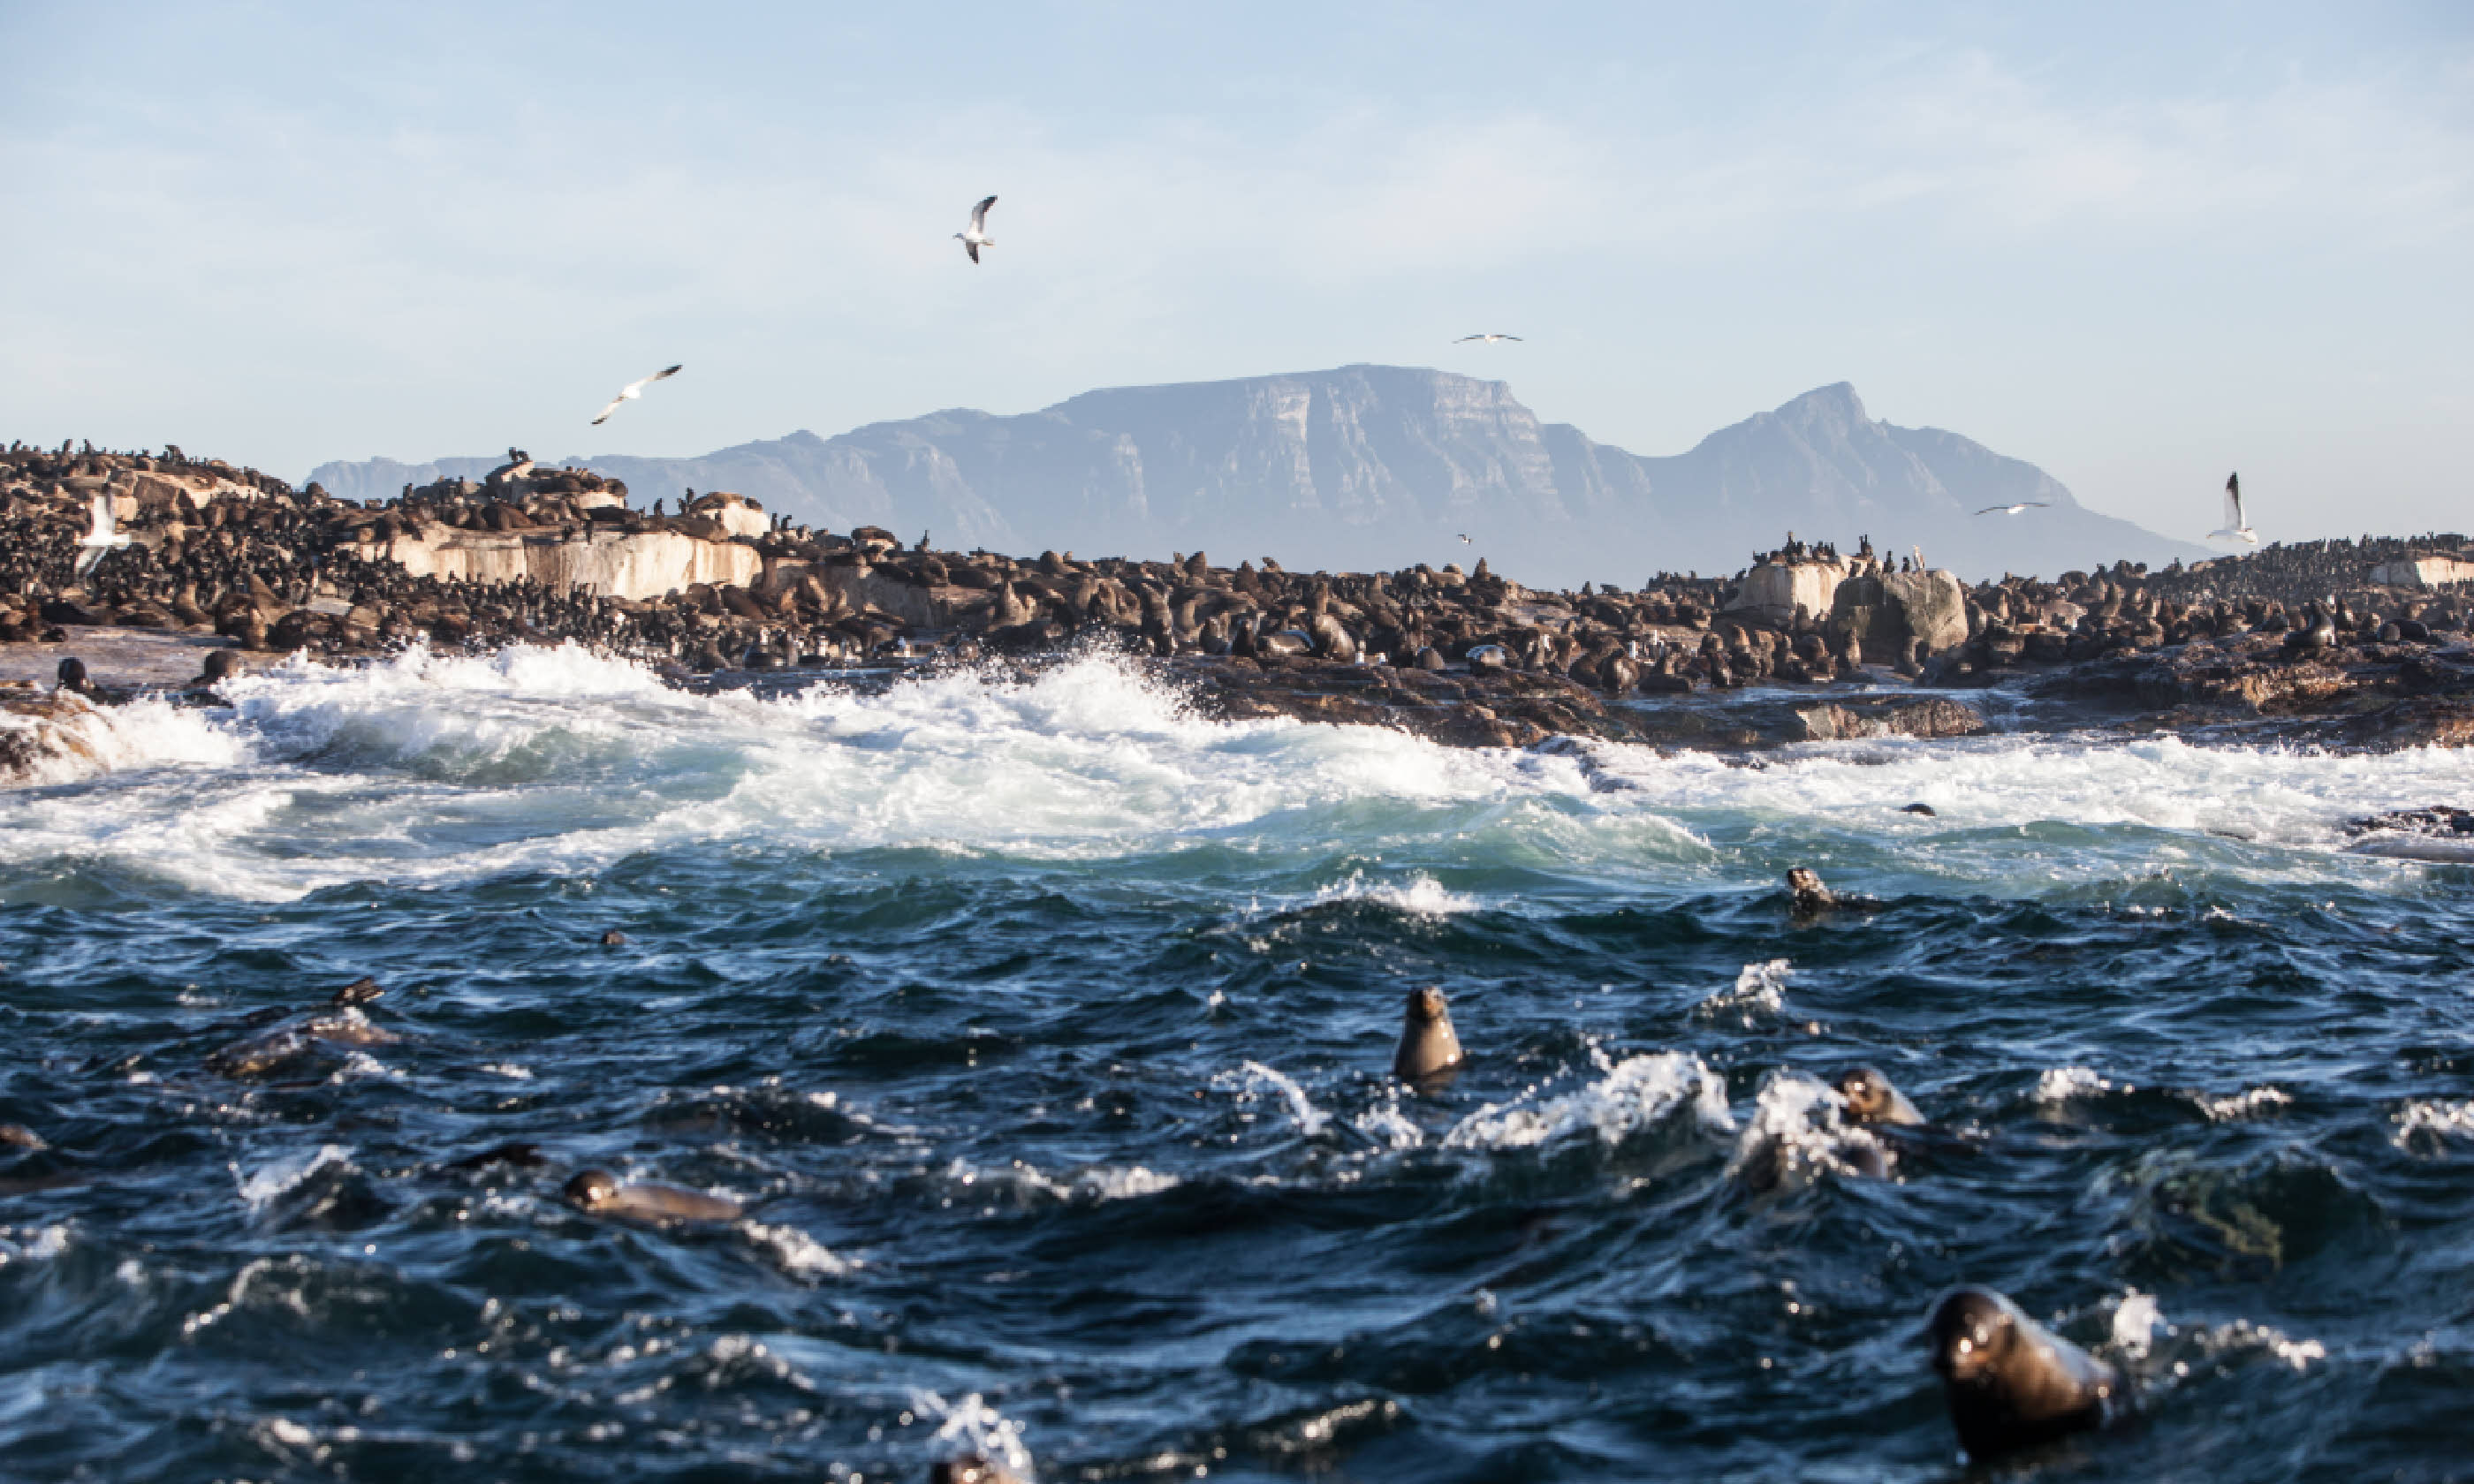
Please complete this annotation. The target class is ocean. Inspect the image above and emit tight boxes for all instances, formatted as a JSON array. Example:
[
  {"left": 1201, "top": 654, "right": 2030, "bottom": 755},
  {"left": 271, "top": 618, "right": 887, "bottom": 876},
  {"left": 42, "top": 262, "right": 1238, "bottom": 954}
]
[{"left": 2, "top": 644, "right": 2469, "bottom": 1481}]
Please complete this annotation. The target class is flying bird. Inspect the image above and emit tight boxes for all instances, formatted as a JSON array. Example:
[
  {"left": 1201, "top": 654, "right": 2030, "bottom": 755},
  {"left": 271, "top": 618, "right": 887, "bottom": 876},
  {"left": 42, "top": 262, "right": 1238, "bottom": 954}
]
[
  {"left": 1453, "top": 333, "right": 1522, "bottom": 344},
  {"left": 73, "top": 492, "right": 132, "bottom": 575},
  {"left": 1975, "top": 501, "right": 2049, "bottom": 516},
  {"left": 1456, "top": 534, "right": 1472, "bottom": 544},
  {"left": 592, "top": 365, "right": 682, "bottom": 425},
  {"left": 2209, "top": 472, "right": 2258, "bottom": 544},
  {"left": 955, "top": 195, "right": 998, "bottom": 263}
]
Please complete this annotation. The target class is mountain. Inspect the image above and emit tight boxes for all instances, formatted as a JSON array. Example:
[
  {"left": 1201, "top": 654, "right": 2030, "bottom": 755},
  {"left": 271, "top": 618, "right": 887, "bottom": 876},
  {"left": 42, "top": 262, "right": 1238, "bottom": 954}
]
[{"left": 309, "top": 367, "right": 2205, "bottom": 584}]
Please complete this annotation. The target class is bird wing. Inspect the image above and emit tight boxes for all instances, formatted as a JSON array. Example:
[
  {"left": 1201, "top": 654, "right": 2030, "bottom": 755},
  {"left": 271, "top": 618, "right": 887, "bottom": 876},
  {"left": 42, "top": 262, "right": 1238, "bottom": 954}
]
[
  {"left": 1499, "top": 335, "right": 1522, "bottom": 342},
  {"left": 591, "top": 397, "right": 626, "bottom": 425},
  {"left": 619, "top": 365, "right": 679, "bottom": 398},
  {"left": 1453, "top": 334, "right": 1484, "bottom": 343},
  {"left": 85, "top": 492, "right": 115, "bottom": 542},
  {"left": 971, "top": 195, "right": 996, "bottom": 231},
  {"left": 2223, "top": 478, "right": 2243, "bottom": 531},
  {"left": 965, "top": 239, "right": 981, "bottom": 263},
  {"left": 1974, "top": 504, "right": 2007, "bottom": 515},
  {"left": 74, "top": 546, "right": 101, "bottom": 575}
]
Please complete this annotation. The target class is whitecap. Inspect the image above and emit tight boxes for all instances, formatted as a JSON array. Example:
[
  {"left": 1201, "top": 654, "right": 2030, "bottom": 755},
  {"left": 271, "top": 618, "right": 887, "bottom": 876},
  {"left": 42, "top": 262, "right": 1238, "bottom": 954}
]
[
  {"left": 1726, "top": 1071, "right": 1885, "bottom": 1182},
  {"left": 740, "top": 1221, "right": 851, "bottom": 1277},
  {"left": 2110, "top": 1289, "right": 2168, "bottom": 1359},
  {"left": 1445, "top": 1051, "right": 1732, "bottom": 1150},
  {"left": 2036, "top": 1067, "right": 2114, "bottom": 1102},
  {"left": 233, "top": 1145, "right": 351, "bottom": 1208},
  {"left": 911, "top": 1389, "right": 1035, "bottom": 1481},
  {"left": 1223, "top": 1062, "right": 1332, "bottom": 1138},
  {"left": 2197, "top": 1086, "right": 2291, "bottom": 1121}
]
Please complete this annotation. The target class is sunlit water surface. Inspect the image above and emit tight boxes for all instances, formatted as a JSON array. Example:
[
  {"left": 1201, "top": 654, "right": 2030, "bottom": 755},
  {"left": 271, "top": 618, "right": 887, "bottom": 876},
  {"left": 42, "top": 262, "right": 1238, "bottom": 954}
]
[{"left": 3, "top": 647, "right": 2469, "bottom": 1481}]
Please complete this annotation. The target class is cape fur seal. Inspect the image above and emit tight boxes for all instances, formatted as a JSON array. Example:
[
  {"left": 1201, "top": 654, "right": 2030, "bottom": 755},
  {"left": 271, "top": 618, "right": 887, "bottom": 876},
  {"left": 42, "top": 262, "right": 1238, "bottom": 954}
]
[
  {"left": 562, "top": 1168, "right": 744, "bottom": 1224},
  {"left": 1836, "top": 1066, "right": 1928, "bottom": 1126},
  {"left": 1393, "top": 987, "right": 1465, "bottom": 1082},
  {"left": 1929, "top": 1285, "right": 2129, "bottom": 1460},
  {"left": 1787, "top": 867, "right": 1879, "bottom": 913}
]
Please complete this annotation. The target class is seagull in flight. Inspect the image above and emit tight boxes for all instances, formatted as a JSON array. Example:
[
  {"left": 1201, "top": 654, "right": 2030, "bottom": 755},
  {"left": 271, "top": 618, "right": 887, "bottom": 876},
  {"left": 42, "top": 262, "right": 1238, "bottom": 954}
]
[
  {"left": 592, "top": 365, "right": 682, "bottom": 425},
  {"left": 2208, "top": 472, "right": 2258, "bottom": 544},
  {"left": 1456, "top": 534, "right": 1472, "bottom": 544},
  {"left": 73, "top": 492, "right": 132, "bottom": 575},
  {"left": 955, "top": 195, "right": 997, "bottom": 263},
  {"left": 1975, "top": 501, "right": 2049, "bottom": 516},
  {"left": 1453, "top": 333, "right": 1522, "bottom": 344}
]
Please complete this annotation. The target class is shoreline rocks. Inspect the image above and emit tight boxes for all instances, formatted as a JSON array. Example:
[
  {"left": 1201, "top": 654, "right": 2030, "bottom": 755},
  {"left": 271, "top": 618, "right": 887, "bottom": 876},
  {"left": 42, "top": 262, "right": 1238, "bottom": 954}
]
[{"left": 4, "top": 438, "right": 2471, "bottom": 762}]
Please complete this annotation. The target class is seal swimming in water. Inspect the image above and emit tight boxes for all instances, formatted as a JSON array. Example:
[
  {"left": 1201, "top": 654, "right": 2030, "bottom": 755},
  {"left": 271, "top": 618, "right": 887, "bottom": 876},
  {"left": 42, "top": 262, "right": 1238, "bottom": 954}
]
[
  {"left": 1393, "top": 987, "right": 1465, "bottom": 1083},
  {"left": 1836, "top": 1066, "right": 1928, "bottom": 1126},
  {"left": 1928, "top": 1285, "right": 2129, "bottom": 1461},
  {"left": 562, "top": 1168, "right": 744, "bottom": 1224},
  {"left": 1787, "top": 867, "right": 1879, "bottom": 913}
]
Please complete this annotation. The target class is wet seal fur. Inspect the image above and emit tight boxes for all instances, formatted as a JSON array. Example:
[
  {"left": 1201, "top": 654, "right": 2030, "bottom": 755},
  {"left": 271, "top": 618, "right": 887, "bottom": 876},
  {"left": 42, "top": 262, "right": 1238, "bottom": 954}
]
[
  {"left": 1787, "top": 867, "right": 1880, "bottom": 914},
  {"left": 1836, "top": 1066, "right": 1927, "bottom": 1126},
  {"left": 562, "top": 1168, "right": 744, "bottom": 1224},
  {"left": 1393, "top": 986, "right": 1465, "bottom": 1083},
  {"left": 1929, "top": 1285, "right": 2129, "bottom": 1460}
]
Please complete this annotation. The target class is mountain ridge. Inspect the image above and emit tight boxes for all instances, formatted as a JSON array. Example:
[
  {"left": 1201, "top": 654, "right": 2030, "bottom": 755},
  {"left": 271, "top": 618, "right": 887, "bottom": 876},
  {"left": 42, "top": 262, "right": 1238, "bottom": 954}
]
[{"left": 310, "top": 367, "right": 2205, "bottom": 583}]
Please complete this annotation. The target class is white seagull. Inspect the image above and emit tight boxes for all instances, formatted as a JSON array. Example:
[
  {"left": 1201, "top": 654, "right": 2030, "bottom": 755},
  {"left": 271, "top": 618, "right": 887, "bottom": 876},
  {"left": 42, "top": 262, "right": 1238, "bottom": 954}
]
[
  {"left": 592, "top": 364, "right": 682, "bottom": 425},
  {"left": 1975, "top": 501, "right": 2049, "bottom": 516},
  {"left": 955, "top": 195, "right": 997, "bottom": 263},
  {"left": 74, "top": 492, "right": 133, "bottom": 575},
  {"left": 1456, "top": 534, "right": 1472, "bottom": 544},
  {"left": 2208, "top": 472, "right": 2258, "bottom": 544},
  {"left": 1453, "top": 333, "right": 1522, "bottom": 344}
]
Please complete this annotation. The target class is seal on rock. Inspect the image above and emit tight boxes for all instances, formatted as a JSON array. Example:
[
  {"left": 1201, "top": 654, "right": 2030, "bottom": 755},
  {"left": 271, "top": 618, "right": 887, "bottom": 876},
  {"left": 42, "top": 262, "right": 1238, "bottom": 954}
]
[
  {"left": 562, "top": 1168, "right": 744, "bottom": 1224},
  {"left": 1393, "top": 986, "right": 1465, "bottom": 1083},
  {"left": 1928, "top": 1285, "right": 2129, "bottom": 1461},
  {"left": 1836, "top": 1066, "right": 1927, "bottom": 1126}
]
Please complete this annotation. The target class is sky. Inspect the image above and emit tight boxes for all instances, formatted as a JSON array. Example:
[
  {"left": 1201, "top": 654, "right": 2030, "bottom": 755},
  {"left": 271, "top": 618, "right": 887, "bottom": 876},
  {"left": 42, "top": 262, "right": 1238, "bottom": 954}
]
[{"left": 4, "top": 1, "right": 2469, "bottom": 542}]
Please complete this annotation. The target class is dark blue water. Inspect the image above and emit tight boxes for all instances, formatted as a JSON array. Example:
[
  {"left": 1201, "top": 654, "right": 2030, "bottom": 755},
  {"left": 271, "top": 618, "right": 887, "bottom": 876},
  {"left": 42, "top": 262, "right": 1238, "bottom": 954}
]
[{"left": 3, "top": 647, "right": 2470, "bottom": 1481}]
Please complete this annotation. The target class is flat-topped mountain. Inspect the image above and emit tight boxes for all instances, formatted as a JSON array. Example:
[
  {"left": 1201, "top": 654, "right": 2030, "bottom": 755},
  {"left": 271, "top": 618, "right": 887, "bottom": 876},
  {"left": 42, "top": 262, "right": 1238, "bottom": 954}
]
[{"left": 312, "top": 367, "right": 2204, "bottom": 583}]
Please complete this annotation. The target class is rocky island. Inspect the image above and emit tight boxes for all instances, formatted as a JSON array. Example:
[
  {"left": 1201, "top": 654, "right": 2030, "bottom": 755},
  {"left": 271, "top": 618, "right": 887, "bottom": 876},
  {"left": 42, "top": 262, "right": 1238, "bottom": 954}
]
[{"left": 5, "top": 437, "right": 2472, "bottom": 780}]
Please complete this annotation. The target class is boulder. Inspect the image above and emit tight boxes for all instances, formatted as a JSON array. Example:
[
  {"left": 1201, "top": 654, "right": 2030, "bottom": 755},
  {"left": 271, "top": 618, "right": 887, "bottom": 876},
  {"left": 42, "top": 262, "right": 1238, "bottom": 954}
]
[{"left": 1830, "top": 568, "right": 1969, "bottom": 655}]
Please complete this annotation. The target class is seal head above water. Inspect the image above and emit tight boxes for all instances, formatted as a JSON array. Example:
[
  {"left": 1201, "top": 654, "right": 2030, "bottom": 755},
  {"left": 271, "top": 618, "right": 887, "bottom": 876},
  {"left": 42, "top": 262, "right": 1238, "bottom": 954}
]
[
  {"left": 1836, "top": 1066, "right": 1928, "bottom": 1126},
  {"left": 1929, "top": 1285, "right": 2129, "bottom": 1460},
  {"left": 1393, "top": 986, "right": 1465, "bottom": 1083}
]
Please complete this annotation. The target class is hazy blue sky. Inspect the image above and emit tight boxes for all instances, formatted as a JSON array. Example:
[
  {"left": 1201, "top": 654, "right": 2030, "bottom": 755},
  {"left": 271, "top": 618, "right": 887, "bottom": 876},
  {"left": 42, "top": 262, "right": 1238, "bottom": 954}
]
[{"left": 5, "top": 2, "right": 2467, "bottom": 541}]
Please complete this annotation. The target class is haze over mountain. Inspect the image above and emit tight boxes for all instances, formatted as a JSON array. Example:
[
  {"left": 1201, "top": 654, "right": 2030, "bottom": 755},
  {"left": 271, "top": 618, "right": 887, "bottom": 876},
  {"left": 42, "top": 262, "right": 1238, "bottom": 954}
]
[{"left": 312, "top": 367, "right": 2207, "bottom": 585}]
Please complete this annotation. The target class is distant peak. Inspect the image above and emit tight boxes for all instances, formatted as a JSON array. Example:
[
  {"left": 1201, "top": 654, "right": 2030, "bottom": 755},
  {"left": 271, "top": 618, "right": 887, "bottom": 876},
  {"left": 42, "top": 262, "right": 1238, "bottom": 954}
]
[{"left": 1777, "top": 382, "right": 1869, "bottom": 423}]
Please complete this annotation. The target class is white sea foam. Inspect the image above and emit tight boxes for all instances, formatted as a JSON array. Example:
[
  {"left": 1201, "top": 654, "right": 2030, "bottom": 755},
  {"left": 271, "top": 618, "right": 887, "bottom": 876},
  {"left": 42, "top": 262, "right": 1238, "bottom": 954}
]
[
  {"left": 2111, "top": 1289, "right": 2168, "bottom": 1359},
  {"left": 1304, "top": 869, "right": 1477, "bottom": 917},
  {"left": 0, "top": 1224, "right": 72, "bottom": 1265},
  {"left": 233, "top": 1145, "right": 351, "bottom": 1208},
  {"left": 1696, "top": 959, "right": 1792, "bottom": 1025},
  {"left": 2391, "top": 1098, "right": 2474, "bottom": 1152},
  {"left": 911, "top": 1389, "right": 1035, "bottom": 1481},
  {"left": 1445, "top": 1051, "right": 1733, "bottom": 1150},
  {"left": 7, "top": 646, "right": 2466, "bottom": 903},
  {"left": 1225, "top": 1062, "right": 1332, "bottom": 1138},
  {"left": 2037, "top": 1067, "right": 2114, "bottom": 1102},
  {"left": 740, "top": 1221, "right": 851, "bottom": 1278},
  {"left": 1728, "top": 1071, "right": 1889, "bottom": 1183},
  {"left": 2197, "top": 1086, "right": 2292, "bottom": 1121}
]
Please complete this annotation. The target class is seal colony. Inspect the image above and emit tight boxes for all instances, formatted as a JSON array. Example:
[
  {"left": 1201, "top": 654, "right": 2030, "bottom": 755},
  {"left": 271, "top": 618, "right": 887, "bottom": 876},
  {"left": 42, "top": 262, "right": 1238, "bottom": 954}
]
[
  {"left": 0, "top": 438, "right": 2460, "bottom": 1471},
  {"left": 5, "top": 440, "right": 2474, "bottom": 774}
]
